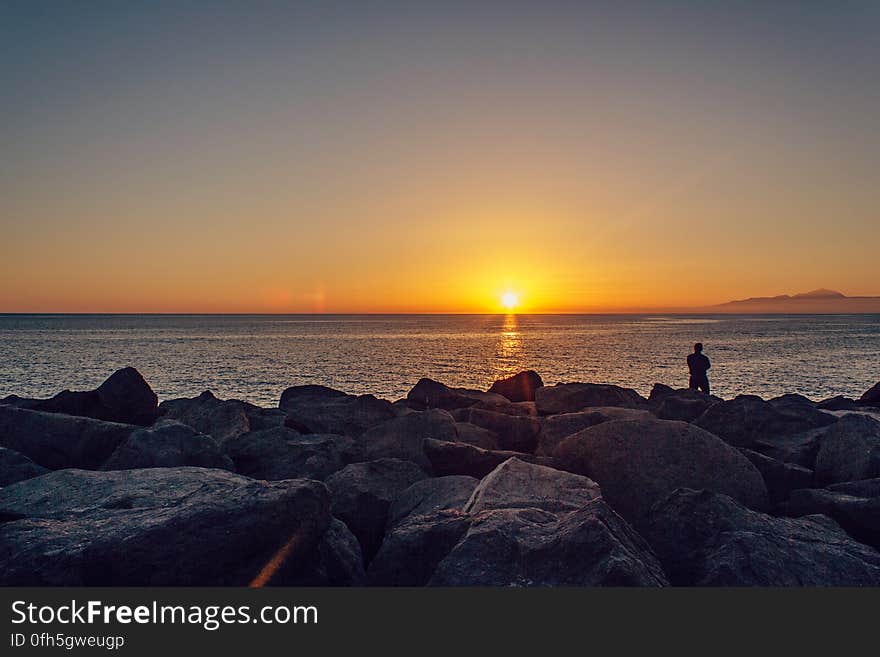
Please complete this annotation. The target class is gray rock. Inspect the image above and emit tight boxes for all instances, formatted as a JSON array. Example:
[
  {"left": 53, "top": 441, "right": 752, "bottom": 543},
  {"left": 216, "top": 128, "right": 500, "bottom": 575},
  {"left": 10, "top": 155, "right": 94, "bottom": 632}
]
[
  {"left": 0, "top": 405, "right": 136, "bottom": 470},
  {"left": 644, "top": 488, "right": 880, "bottom": 586},
  {"left": 387, "top": 475, "right": 479, "bottom": 530},
  {"left": 423, "top": 437, "right": 555, "bottom": 479},
  {"left": 325, "top": 458, "right": 429, "bottom": 563},
  {"left": 286, "top": 518, "right": 366, "bottom": 586},
  {"left": 535, "top": 383, "right": 647, "bottom": 415},
  {"left": 0, "top": 447, "right": 48, "bottom": 486},
  {"left": 159, "top": 390, "right": 285, "bottom": 445},
  {"left": 652, "top": 388, "right": 720, "bottom": 423},
  {"left": 450, "top": 407, "right": 541, "bottom": 453},
  {"left": 817, "top": 396, "right": 861, "bottom": 412},
  {"left": 360, "top": 409, "right": 457, "bottom": 471},
  {"left": 488, "top": 370, "right": 544, "bottom": 403},
  {"left": 750, "top": 427, "right": 827, "bottom": 469},
  {"left": 0, "top": 467, "right": 330, "bottom": 585},
  {"left": 778, "top": 488, "right": 880, "bottom": 549},
  {"left": 222, "top": 427, "right": 354, "bottom": 481},
  {"left": 815, "top": 414, "right": 880, "bottom": 485},
  {"left": 740, "top": 448, "right": 814, "bottom": 504},
  {"left": 694, "top": 394, "right": 836, "bottom": 448},
  {"left": 537, "top": 407, "right": 655, "bottom": 456},
  {"left": 828, "top": 478, "right": 880, "bottom": 498},
  {"left": 453, "top": 422, "right": 500, "bottom": 450},
  {"left": 368, "top": 510, "right": 472, "bottom": 586},
  {"left": 280, "top": 385, "right": 394, "bottom": 437},
  {"left": 463, "top": 458, "right": 601, "bottom": 515},
  {"left": 554, "top": 418, "right": 768, "bottom": 528},
  {"left": 860, "top": 381, "right": 880, "bottom": 408},
  {"left": 406, "top": 378, "right": 508, "bottom": 411},
  {"left": 101, "top": 420, "right": 232, "bottom": 471},
  {"left": 429, "top": 502, "right": 668, "bottom": 587}
]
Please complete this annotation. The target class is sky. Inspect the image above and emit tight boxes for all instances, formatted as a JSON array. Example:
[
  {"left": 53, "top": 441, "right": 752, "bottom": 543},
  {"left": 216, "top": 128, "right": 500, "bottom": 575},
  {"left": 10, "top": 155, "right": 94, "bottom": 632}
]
[{"left": 2, "top": 1, "right": 879, "bottom": 313}]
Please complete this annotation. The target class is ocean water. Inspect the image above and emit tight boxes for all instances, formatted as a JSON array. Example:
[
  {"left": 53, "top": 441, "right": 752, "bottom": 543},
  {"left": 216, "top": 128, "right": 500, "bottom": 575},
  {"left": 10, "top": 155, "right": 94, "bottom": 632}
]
[{"left": 0, "top": 314, "right": 878, "bottom": 407}]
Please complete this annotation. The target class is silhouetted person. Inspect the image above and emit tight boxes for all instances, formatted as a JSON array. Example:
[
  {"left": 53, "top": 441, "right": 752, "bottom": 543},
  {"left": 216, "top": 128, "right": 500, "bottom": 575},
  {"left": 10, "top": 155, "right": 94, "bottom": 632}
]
[{"left": 687, "top": 343, "right": 711, "bottom": 394}]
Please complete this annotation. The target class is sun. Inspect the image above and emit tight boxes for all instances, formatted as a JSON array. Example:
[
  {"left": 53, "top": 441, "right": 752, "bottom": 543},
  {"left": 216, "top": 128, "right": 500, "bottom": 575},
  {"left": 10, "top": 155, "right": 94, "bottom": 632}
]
[{"left": 501, "top": 291, "right": 520, "bottom": 311}]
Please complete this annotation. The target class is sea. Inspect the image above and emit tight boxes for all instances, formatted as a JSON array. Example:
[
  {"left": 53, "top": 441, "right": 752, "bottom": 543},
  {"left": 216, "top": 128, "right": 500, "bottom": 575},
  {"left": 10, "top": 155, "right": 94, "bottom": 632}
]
[{"left": 1, "top": 314, "right": 878, "bottom": 407}]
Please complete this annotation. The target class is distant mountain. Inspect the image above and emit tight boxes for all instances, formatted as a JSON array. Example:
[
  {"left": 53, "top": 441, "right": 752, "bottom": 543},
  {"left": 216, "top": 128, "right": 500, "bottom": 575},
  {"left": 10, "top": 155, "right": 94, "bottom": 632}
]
[{"left": 713, "top": 289, "right": 880, "bottom": 313}]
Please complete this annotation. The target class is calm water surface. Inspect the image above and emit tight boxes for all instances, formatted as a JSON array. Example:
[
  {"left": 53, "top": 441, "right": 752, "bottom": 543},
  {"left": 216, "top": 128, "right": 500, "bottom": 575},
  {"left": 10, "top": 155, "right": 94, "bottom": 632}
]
[{"left": 1, "top": 314, "right": 878, "bottom": 406}]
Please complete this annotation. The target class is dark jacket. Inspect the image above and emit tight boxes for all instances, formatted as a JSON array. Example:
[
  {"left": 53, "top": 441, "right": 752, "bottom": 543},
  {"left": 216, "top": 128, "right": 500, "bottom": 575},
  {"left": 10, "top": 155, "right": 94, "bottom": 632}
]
[{"left": 687, "top": 352, "right": 711, "bottom": 377}]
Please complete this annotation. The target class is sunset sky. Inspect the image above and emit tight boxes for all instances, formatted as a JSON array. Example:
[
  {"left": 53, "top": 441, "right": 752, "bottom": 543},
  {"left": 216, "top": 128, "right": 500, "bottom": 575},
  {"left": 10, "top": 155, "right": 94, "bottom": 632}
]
[{"left": 2, "top": 2, "right": 879, "bottom": 313}]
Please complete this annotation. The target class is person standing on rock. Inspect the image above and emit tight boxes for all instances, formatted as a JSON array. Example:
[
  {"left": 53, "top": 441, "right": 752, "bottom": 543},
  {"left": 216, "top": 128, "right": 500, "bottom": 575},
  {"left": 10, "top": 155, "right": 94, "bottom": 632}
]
[{"left": 687, "top": 343, "right": 711, "bottom": 395}]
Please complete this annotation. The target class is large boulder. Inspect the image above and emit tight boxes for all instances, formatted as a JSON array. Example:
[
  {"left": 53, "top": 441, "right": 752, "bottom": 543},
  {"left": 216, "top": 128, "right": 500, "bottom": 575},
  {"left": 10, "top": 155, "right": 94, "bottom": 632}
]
[
  {"left": 406, "top": 378, "right": 508, "bottom": 411},
  {"left": 534, "top": 383, "right": 647, "bottom": 415},
  {"left": 325, "top": 458, "right": 429, "bottom": 563},
  {"left": 0, "top": 405, "right": 136, "bottom": 470},
  {"left": 360, "top": 409, "right": 457, "bottom": 471},
  {"left": 0, "top": 467, "right": 330, "bottom": 585},
  {"left": 829, "top": 478, "right": 880, "bottom": 498},
  {"left": 463, "top": 458, "right": 601, "bottom": 515},
  {"left": 280, "top": 385, "right": 394, "bottom": 437},
  {"left": 450, "top": 407, "right": 541, "bottom": 453},
  {"left": 778, "top": 488, "right": 880, "bottom": 550},
  {"left": 101, "top": 420, "right": 233, "bottom": 471},
  {"left": 285, "top": 518, "right": 366, "bottom": 586},
  {"left": 428, "top": 502, "right": 668, "bottom": 586},
  {"left": 554, "top": 418, "right": 768, "bottom": 528},
  {"left": 453, "top": 422, "right": 500, "bottom": 450},
  {"left": 749, "top": 427, "right": 827, "bottom": 469},
  {"left": 159, "top": 390, "right": 285, "bottom": 445},
  {"left": 0, "top": 447, "right": 48, "bottom": 486},
  {"left": 537, "top": 407, "right": 654, "bottom": 456},
  {"left": 740, "top": 449, "right": 814, "bottom": 504},
  {"left": 9, "top": 367, "right": 160, "bottom": 426},
  {"left": 488, "top": 370, "right": 544, "bottom": 403},
  {"left": 386, "top": 476, "right": 479, "bottom": 530},
  {"left": 860, "top": 381, "right": 880, "bottom": 408},
  {"left": 368, "top": 511, "right": 473, "bottom": 586},
  {"left": 817, "top": 396, "right": 861, "bottom": 412},
  {"left": 222, "top": 427, "right": 355, "bottom": 481},
  {"left": 694, "top": 394, "right": 836, "bottom": 448},
  {"left": 423, "top": 438, "right": 555, "bottom": 479},
  {"left": 652, "top": 388, "right": 719, "bottom": 423},
  {"left": 814, "top": 414, "right": 880, "bottom": 485},
  {"left": 643, "top": 488, "right": 880, "bottom": 586}
]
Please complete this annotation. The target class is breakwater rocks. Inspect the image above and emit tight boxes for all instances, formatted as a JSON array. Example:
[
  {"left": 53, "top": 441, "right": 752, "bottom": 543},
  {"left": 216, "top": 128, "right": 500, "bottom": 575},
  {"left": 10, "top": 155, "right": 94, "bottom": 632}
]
[{"left": 2, "top": 368, "right": 880, "bottom": 586}]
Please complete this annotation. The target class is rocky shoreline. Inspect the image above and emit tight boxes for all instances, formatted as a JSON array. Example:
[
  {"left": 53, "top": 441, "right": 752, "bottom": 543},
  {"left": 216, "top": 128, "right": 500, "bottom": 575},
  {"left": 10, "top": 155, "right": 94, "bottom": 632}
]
[{"left": 2, "top": 368, "right": 880, "bottom": 586}]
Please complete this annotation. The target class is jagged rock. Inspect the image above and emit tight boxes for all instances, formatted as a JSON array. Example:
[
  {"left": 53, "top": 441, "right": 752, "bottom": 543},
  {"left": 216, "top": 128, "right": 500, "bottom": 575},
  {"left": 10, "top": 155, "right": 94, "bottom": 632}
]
[
  {"left": 387, "top": 476, "right": 479, "bottom": 530},
  {"left": 740, "top": 449, "right": 814, "bottom": 504},
  {"left": 694, "top": 394, "right": 836, "bottom": 448},
  {"left": 487, "top": 370, "right": 544, "bottom": 403},
  {"left": 360, "top": 409, "right": 457, "bottom": 471},
  {"left": 102, "top": 420, "right": 233, "bottom": 471},
  {"left": 453, "top": 422, "right": 500, "bottom": 450},
  {"left": 406, "top": 378, "right": 508, "bottom": 411},
  {"left": 778, "top": 488, "right": 880, "bottom": 550},
  {"left": 368, "top": 511, "right": 473, "bottom": 586},
  {"left": 861, "top": 381, "right": 880, "bottom": 408},
  {"left": 463, "top": 458, "right": 600, "bottom": 514},
  {"left": 222, "top": 428, "right": 355, "bottom": 481},
  {"left": 0, "top": 405, "right": 136, "bottom": 470},
  {"left": 534, "top": 383, "right": 647, "bottom": 415},
  {"left": 325, "top": 458, "right": 429, "bottom": 563},
  {"left": 280, "top": 385, "right": 394, "bottom": 437},
  {"left": 644, "top": 488, "right": 880, "bottom": 586},
  {"left": 450, "top": 407, "right": 540, "bottom": 452},
  {"left": 423, "top": 437, "right": 555, "bottom": 478},
  {"left": 429, "top": 502, "right": 668, "bottom": 586},
  {"left": 768, "top": 393, "right": 817, "bottom": 412},
  {"left": 286, "top": 518, "right": 365, "bottom": 586},
  {"left": 0, "top": 447, "right": 48, "bottom": 486},
  {"left": 0, "top": 467, "right": 330, "bottom": 585},
  {"left": 829, "top": 478, "right": 880, "bottom": 498},
  {"left": 554, "top": 419, "right": 768, "bottom": 528},
  {"left": 817, "top": 396, "right": 861, "bottom": 411},
  {"left": 10, "top": 367, "right": 159, "bottom": 426},
  {"left": 814, "top": 414, "right": 880, "bottom": 485},
  {"left": 652, "top": 388, "right": 720, "bottom": 423},
  {"left": 648, "top": 383, "right": 675, "bottom": 403},
  {"left": 537, "top": 407, "right": 654, "bottom": 456},
  {"left": 159, "top": 390, "right": 285, "bottom": 445},
  {"left": 750, "top": 427, "right": 827, "bottom": 469}
]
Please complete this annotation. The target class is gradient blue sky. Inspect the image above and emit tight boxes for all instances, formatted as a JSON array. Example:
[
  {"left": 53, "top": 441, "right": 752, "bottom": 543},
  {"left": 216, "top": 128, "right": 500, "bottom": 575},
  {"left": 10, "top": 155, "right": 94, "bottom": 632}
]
[{"left": 2, "top": 1, "right": 879, "bottom": 312}]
